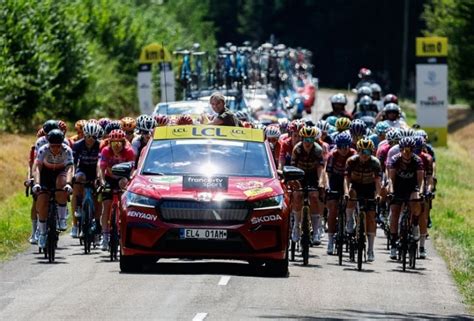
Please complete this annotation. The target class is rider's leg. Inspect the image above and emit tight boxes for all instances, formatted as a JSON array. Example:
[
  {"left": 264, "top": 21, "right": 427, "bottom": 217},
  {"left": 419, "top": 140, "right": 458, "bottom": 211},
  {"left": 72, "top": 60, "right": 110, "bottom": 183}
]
[
  {"left": 345, "top": 189, "right": 357, "bottom": 233},
  {"left": 291, "top": 191, "right": 303, "bottom": 241},
  {"left": 409, "top": 191, "right": 421, "bottom": 240},
  {"left": 366, "top": 209, "right": 376, "bottom": 260},
  {"left": 55, "top": 174, "right": 68, "bottom": 231},
  {"left": 389, "top": 203, "right": 401, "bottom": 258}
]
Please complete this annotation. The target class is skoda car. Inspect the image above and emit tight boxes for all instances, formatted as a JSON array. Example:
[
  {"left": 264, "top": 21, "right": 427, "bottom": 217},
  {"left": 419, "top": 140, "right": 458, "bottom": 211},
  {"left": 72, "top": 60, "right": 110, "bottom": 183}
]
[{"left": 118, "top": 125, "right": 290, "bottom": 276}]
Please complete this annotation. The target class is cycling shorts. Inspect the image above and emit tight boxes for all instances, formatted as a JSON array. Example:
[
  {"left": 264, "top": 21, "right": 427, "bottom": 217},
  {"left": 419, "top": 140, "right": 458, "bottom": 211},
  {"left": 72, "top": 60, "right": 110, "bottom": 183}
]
[
  {"left": 75, "top": 167, "right": 97, "bottom": 182},
  {"left": 350, "top": 182, "right": 376, "bottom": 211},
  {"left": 40, "top": 168, "right": 66, "bottom": 190},
  {"left": 101, "top": 176, "right": 121, "bottom": 201}
]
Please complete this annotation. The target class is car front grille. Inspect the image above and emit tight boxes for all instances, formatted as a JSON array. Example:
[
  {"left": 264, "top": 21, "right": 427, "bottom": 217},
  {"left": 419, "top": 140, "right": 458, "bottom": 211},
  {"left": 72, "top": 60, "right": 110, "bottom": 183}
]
[{"left": 159, "top": 200, "right": 249, "bottom": 223}]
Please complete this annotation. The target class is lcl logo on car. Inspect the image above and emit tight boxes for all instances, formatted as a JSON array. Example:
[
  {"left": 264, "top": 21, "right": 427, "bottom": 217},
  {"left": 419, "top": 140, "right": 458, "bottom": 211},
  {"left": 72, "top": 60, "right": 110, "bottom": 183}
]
[
  {"left": 231, "top": 129, "right": 245, "bottom": 137},
  {"left": 172, "top": 127, "right": 188, "bottom": 136}
]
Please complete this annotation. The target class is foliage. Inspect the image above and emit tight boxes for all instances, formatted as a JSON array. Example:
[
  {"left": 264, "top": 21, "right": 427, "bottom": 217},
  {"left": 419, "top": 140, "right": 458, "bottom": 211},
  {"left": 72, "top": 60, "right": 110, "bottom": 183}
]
[
  {"left": 423, "top": 0, "right": 474, "bottom": 109},
  {"left": 0, "top": 0, "right": 216, "bottom": 131}
]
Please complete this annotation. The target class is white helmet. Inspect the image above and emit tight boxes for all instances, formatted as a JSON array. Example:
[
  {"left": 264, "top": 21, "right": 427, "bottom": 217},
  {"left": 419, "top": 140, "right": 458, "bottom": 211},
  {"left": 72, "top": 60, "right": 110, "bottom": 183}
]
[
  {"left": 83, "top": 122, "right": 102, "bottom": 138},
  {"left": 136, "top": 115, "right": 156, "bottom": 133}
]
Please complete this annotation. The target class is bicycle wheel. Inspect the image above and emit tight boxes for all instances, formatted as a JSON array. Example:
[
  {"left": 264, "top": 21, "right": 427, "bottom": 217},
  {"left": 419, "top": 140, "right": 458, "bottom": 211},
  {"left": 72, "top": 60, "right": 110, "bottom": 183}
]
[
  {"left": 47, "top": 202, "right": 56, "bottom": 263},
  {"left": 301, "top": 206, "right": 310, "bottom": 265},
  {"left": 357, "top": 213, "right": 365, "bottom": 271},
  {"left": 290, "top": 240, "right": 296, "bottom": 262},
  {"left": 82, "top": 202, "right": 93, "bottom": 254},
  {"left": 400, "top": 212, "right": 409, "bottom": 271},
  {"left": 110, "top": 208, "right": 118, "bottom": 261},
  {"left": 409, "top": 241, "right": 417, "bottom": 269}
]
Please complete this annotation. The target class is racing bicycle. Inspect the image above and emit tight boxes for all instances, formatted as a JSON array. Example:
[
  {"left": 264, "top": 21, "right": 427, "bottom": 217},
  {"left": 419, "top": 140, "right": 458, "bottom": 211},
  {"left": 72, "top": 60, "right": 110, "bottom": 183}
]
[{"left": 78, "top": 181, "right": 98, "bottom": 254}]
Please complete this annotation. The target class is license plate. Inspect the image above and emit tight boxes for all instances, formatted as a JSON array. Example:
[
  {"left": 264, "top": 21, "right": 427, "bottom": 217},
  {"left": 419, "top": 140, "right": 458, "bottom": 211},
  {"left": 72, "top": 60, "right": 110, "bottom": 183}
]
[{"left": 179, "top": 228, "right": 227, "bottom": 240}]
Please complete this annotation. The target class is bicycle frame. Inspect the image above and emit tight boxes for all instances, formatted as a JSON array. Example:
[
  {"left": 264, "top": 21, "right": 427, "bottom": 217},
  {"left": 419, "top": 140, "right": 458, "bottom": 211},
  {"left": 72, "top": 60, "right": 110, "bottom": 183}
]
[
  {"left": 81, "top": 182, "right": 96, "bottom": 254},
  {"left": 109, "top": 189, "right": 122, "bottom": 261}
]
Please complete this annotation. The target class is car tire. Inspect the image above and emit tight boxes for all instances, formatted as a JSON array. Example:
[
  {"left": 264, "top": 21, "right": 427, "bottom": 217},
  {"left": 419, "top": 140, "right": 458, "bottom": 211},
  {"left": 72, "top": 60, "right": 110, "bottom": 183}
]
[
  {"left": 120, "top": 255, "right": 144, "bottom": 273},
  {"left": 265, "top": 257, "right": 289, "bottom": 278}
]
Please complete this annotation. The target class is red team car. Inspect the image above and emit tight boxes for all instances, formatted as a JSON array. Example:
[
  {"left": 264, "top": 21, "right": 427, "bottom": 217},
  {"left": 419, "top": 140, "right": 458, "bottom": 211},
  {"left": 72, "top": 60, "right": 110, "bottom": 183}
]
[{"left": 115, "top": 125, "right": 291, "bottom": 276}]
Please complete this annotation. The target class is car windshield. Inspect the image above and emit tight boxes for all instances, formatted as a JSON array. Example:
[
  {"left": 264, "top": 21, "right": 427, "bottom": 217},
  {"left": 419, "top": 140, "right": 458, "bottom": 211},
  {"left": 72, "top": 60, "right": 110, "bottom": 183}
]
[{"left": 142, "top": 139, "right": 272, "bottom": 178}]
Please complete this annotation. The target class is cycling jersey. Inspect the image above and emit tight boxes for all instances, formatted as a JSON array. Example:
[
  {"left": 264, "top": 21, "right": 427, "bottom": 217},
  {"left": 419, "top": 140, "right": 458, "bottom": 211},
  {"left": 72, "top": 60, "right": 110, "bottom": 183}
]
[
  {"left": 36, "top": 144, "right": 74, "bottom": 171},
  {"left": 417, "top": 151, "right": 433, "bottom": 177},
  {"left": 386, "top": 144, "right": 400, "bottom": 167},
  {"left": 131, "top": 136, "right": 147, "bottom": 157},
  {"left": 424, "top": 143, "right": 436, "bottom": 162},
  {"left": 99, "top": 145, "right": 135, "bottom": 179},
  {"left": 36, "top": 144, "right": 74, "bottom": 189},
  {"left": 376, "top": 142, "right": 392, "bottom": 172},
  {"left": 279, "top": 136, "right": 294, "bottom": 166},
  {"left": 291, "top": 142, "right": 324, "bottom": 173},
  {"left": 291, "top": 141, "right": 324, "bottom": 187},
  {"left": 73, "top": 139, "right": 100, "bottom": 181},
  {"left": 326, "top": 148, "right": 357, "bottom": 193},
  {"left": 388, "top": 153, "right": 424, "bottom": 200},
  {"left": 345, "top": 155, "right": 382, "bottom": 185}
]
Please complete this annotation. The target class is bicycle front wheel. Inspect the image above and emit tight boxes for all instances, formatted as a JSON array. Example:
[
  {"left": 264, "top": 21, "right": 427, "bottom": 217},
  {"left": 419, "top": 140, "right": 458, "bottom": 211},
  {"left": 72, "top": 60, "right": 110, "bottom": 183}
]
[
  {"left": 301, "top": 206, "right": 311, "bottom": 265},
  {"left": 357, "top": 213, "right": 365, "bottom": 271},
  {"left": 110, "top": 208, "right": 119, "bottom": 261}
]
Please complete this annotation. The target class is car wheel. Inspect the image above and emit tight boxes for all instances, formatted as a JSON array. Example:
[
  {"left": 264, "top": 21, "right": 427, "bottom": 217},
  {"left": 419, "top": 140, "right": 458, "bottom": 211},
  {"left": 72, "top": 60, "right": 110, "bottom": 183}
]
[
  {"left": 120, "top": 255, "right": 144, "bottom": 273},
  {"left": 265, "top": 257, "right": 289, "bottom": 277}
]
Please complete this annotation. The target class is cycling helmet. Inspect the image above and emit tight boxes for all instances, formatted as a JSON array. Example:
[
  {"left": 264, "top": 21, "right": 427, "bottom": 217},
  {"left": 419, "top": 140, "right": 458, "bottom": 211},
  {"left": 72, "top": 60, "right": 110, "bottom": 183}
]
[
  {"left": 137, "top": 115, "right": 156, "bottom": 132},
  {"left": 357, "top": 86, "right": 372, "bottom": 97},
  {"left": 358, "top": 95, "right": 373, "bottom": 112},
  {"left": 74, "top": 120, "right": 87, "bottom": 133},
  {"left": 386, "top": 128, "right": 402, "bottom": 143},
  {"left": 335, "top": 117, "right": 351, "bottom": 132},
  {"left": 360, "top": 116, "right": 376, "bottom": 129},
  {"left": 57, "top": 120, "right": 68, "bottom": 134},
  {"left": 154, "top": 114, "right": 169, "bottom": 127},
  {"left": 265, "top": 125, "right": 281, "bottom": 138},
  {"left": 350, "top": 119, "right": 367, "bottom": 137},
  {"left": 335, "top": 132, "right": 352, "bottom": 147},
  {"left": 374, "top": 121, "right": 390, "bottom": 135},
  {"left": 413, "top": 136, "right": 425, "bottom": 149},
  {"left": 328, "top": 125, "right": 337, "bottom": 135},
  {"left": 235, "top": 111, "right": 249, "bottom": 121},
  {"left": 330, "top": 93, "right": 347, "bottom": 105},
  {"left": 287, "top": 119, "right": 304, "bottom": 133},
  {"left": 370, "top": 83, "right": 382, "bottom": 94},
  {"left": 415, "top": 129, "right": 428, "bottom": 140},
  {"left": 316, "top": 120, "right": 330, "bottom": 133},
  {"left": 303, "top": 118, "right": 315, "bottom": 127},
  {"left": 98, "top": 118, "right": 111, "bottom": 130},
  {"left": 177, "top": 114, "right": 193, "bottom": 125},
  {"left": 299, "top": 126, "right": 319, "bottom": 138},
  {"left": 383, "top": 103, "right": 401, "bottom": 115},
  {"left": 399, "top": 137, "right": 416, "bottom": 149},
  {"left": 358, "top": 67, "right": 372, "bottom": 79},
  {"left": 326, "top": 116, "right": 338, "bottom": 126},
  {"left": 109, "top": 129, "right": 126, "bottom": 142},
  {"left": 105, "top": 121, "right": 121, "bottom": 135},
  {"left": 278, "top": 118, "right": 289, "bottom": 132},
  {"left": 383, "top": 94, "right": 398, "bottom": 105},
  {"left": 43, "top": 120, "right": 59, "bottom": 134},
  {"left": 83, "top": 122, "right": 102, "bottom": 138},
  {"left": 120, "top": 117, "right": 136, "bottom": 132},
  {"left": 356, "top": 138, "right": 375, "bottom": 151},
  {"left": 47, "top": 129, "right": 64, "bottom": 144},
  {"left": 399, "top": 127, "right": 415, "bottom": 138}
]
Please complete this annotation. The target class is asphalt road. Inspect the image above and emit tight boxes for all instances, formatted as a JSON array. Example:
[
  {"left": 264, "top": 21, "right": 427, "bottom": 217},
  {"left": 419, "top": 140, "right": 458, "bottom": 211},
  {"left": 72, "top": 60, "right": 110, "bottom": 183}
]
[{"left": 0, "top": 90, "right": 471, "bottom": 320}]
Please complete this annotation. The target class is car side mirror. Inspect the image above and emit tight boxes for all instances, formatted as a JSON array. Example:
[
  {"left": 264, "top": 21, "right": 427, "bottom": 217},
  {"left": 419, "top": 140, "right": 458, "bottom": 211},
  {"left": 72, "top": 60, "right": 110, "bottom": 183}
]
[
  {"left": 111, "top": 161, "right": 134, "bottom": 179},
  {"left": 282, "top": 166, "right": 305, "bottom": 182}
]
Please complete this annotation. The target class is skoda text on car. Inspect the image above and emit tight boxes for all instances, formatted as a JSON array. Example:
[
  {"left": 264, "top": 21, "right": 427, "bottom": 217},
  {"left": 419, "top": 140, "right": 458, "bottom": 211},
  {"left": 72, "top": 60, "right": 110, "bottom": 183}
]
[{"left": 119, "top": 125, "right": 290, "bottom": 276}]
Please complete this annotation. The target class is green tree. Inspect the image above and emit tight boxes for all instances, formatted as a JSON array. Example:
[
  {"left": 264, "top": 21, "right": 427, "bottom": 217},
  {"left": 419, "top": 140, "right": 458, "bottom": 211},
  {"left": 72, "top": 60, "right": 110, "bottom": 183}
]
[{"left": 423, "top": 0, "right": 474, "bottom": 108}]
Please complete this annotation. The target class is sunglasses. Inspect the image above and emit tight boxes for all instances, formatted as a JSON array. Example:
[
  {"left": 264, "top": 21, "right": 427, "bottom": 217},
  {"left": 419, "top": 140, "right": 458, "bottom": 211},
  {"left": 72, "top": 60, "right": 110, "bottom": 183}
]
[
  {"left": 85, "top": 135, "right": 98, "bottom": 140},
  {"left": 360, "top": 149, "right": 372, "bottom": 155},
  {"left": 303, "top": 137, "right": 315, "bottom": 143},
  {"left": 110, "top": 141, "right": 123, "bottom": 148},
  {"left": 402, "top": 147, "right": 413, "bottom": 153}
]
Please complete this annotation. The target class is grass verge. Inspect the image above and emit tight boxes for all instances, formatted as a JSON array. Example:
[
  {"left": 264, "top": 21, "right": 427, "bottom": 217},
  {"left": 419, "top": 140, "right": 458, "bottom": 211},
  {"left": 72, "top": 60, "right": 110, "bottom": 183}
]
[
  {"left": 0, "top": 192, "right": 33, "bottom": 261},
  {"left": 430, "top": 140, "right": 474, "bottom": 311}
]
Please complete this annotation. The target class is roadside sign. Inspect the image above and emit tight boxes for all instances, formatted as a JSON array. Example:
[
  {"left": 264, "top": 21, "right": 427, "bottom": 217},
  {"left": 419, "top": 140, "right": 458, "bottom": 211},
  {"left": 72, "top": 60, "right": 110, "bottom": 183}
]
[
  {"left": 416, "top": 37, "right": 448, "bottom": 147},
  {"left": 139, "top": 43, "right": 172, "bottom": 63}
]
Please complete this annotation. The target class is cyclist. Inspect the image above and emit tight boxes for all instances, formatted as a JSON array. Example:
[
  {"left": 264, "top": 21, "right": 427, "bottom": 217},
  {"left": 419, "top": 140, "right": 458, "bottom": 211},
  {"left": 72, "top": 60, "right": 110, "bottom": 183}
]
[
  {"left": 70, "top": 120, "right": 87, "bottom": 143},
  {"left": 204, "top": 92, "right": 241, "bottom": 126},
  {"left": 290, "top": 127, "right": 325, "bottom": 245},
  {"left": 353, "top": 95, "right": 378, "bottom": 120},
  {"left": 376, "top": 103, "right": 408, "bottom": 128},
  {"left": 413, "top": 136, "right": 434, "bottom": 259},
  {"left": 368, "top": 121, "right": 390, "bottom": 149},
  {"left": 120, "top": 117, "right": 137, "bottom": 143},
  {"left": 352, "top": 86, "right": 372, "bottom": 113},
  {"left": 370, "top": 83, "right": 384, "bottom": 112},
  {"left": 70, "top": 122, "right": 102, "bottom": 238},
  {"left": 387, "top": 137, "right": 424, "bottom": 260},
  {"left": 349, "top": 119, "right": 368, "bottom": 148},
  {"left": 265, "top": 125, "right": 281, "bottom": 166},
  {"left": 98, "top": 129, "right": 135, "bottom": 251},
  {"left": 322, "top": 93, "right": 352, "bottom": 120},
  {"left": 316, "top": 120, "right": 333, "bottom": 145},
  {"left": 100, "top": 121, "right": 121, "bottom": 151},
  {"left": 132, "top": 115, "right": 156, "bottom": 165},
  {"left": 355, "top": 67, "right": 373, "bottom": 90},
  {"left": 324, "top": 132, "right": 356, "bottom": 254},
  {"left": 32, "top": 129, "right": 74, "bottom": 248},
  {"left": 344, "top": 138, "right": 382, "bottom": 262},
  {"left": 386, "top": 128, "right": 414, "bottom": 168},
  {"left": 278, "top": 120, "right": 303, "bottom": 170},
  {"left": 376, "top": 128, "right": 401, "bottom": 173}
]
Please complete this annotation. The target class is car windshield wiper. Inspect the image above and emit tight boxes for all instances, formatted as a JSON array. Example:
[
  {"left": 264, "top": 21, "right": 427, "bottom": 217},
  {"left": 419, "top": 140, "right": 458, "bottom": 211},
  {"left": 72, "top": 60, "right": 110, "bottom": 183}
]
[{"left": 141, "top": 171, "right": 164, "bottom": 176}]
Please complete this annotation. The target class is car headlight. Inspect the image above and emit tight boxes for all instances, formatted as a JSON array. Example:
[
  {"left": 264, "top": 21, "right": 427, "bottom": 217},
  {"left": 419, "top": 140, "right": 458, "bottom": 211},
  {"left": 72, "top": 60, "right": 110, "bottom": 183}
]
[
  {"left": 124, "top": 191, "right": 160, "bottom": 209},
  {"left": 252, "top": 195, "right": 284, "bottom": 210}
]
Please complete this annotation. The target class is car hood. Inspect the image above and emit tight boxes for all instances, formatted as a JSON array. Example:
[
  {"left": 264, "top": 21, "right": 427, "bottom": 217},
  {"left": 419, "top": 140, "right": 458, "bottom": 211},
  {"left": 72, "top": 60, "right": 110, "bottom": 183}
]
[{"left": 128, "top": 175, "right": 283, "bottom": 202}]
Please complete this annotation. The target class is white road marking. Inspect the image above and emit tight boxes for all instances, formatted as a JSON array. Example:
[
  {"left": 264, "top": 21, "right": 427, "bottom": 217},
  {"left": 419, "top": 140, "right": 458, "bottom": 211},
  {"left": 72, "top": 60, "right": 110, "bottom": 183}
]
[
  {"left": 193, "top": 312, "right": 208, "bottom": 321},
  {"left": 218, "top": 276, "right": 231, "bottom": 285}
]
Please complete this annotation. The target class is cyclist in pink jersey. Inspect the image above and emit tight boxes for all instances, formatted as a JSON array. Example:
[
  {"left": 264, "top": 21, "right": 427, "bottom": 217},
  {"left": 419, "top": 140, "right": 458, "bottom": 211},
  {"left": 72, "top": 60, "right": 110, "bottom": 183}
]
[{"left": 98, "top": 129, "right": 135, "bottom": 250}]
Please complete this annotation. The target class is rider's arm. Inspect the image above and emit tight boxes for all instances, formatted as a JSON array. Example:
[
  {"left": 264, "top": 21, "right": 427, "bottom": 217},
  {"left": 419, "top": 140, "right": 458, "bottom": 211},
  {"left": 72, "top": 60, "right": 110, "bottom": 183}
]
[
  {"left": 387, "top": 168, "right": 396, "bottom": 194},
  {"left": 417, "top": 169, "right": 424, "bottom": 196},
  {"left": 33, "top": 162, "right": 42, "bottom": 186}
]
